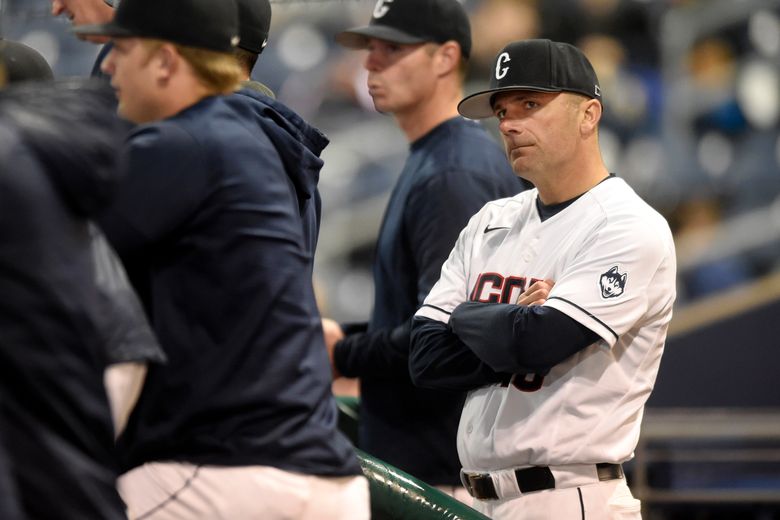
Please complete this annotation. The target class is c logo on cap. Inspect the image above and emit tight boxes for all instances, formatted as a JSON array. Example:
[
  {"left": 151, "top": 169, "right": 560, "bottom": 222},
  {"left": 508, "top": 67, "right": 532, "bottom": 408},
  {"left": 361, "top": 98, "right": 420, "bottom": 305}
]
[
  {"left": 495, "top": 52, "right": 511, "bottom": 80},
  {"left": 373, "top": 0, "right": 394, "bottom": 19}
]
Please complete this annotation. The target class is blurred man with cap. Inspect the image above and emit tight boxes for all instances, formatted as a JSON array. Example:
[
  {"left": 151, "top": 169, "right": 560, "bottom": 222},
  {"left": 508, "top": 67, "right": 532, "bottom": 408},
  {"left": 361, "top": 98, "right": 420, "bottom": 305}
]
[
  {"left": 234, "top": 0, "right": 274, "bottom": 97},
  {"left": 50, "top": 0, "right": 114, "bottom": 43},
  {"left": 50, "top": 0, "right": 115, "bottom": 76},
  {"left": 0, "top": 37, "right": 165, "bottom": 518},
  {"left": 409, "top": 39, "right": 676, "bottom": 519},
  {"left": 0, "top": 78, "right": 130, "bottom": 520},
  {"left": 329, "top": 0, "right": 524, "bottom": 502},
  {"left": 75, "top": 0, "right": 369, "bottom": 518}
]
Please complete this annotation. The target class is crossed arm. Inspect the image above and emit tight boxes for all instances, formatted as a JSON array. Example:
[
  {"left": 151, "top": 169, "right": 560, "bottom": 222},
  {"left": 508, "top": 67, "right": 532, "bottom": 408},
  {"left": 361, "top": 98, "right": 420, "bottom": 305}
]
[{"left": 409, "top": 280, "right": 600, "bottom": 392}]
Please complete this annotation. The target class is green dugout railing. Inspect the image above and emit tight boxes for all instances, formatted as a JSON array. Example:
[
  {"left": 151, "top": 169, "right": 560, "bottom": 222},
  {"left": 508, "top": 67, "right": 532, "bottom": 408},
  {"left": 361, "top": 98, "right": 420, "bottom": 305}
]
[{"left": 336, "top": 396, "right": 490, "bottom": 520}]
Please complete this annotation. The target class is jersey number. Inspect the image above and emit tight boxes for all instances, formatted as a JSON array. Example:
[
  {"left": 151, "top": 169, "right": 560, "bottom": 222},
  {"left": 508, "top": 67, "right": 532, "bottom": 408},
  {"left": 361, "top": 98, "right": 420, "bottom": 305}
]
[{"left": 471, "top": 273, "right": 547, "bottom": 392}]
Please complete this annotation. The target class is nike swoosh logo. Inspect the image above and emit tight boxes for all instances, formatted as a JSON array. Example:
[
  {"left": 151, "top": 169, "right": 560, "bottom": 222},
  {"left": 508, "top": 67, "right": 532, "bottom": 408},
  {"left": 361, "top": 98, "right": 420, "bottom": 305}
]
[{"left": 484, "top": 225, "right": 510, "bottom": 234}]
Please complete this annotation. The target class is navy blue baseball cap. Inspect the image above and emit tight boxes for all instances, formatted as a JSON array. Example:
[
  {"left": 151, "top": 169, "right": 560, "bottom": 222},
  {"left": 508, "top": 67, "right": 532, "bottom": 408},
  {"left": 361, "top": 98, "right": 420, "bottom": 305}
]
[
  {"left": 237, "top": 0, "right": 272, "bottom": 54},
  {"left": 335, "top": 0, "right": 471, "bottom": 59},
  {"left": 73, "top": 0, "right": 240, "bottom": 53},
  {"left": 458, "top": 39, "right": 602, "bottom": 120}
]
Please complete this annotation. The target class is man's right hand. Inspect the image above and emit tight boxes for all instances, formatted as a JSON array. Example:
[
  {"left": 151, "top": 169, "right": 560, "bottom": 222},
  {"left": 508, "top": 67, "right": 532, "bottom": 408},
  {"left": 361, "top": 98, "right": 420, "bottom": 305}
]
[{"left": 516, "top": 279, "right": 555, "bottom": 306}]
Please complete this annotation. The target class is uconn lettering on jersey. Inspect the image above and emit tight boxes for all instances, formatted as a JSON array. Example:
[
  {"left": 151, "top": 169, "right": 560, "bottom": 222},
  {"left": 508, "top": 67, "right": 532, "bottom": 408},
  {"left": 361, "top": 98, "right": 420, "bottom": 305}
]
[
  {"left": 469, "top": 273, "right": 543, "bottom": 304},
  {"left": 469, "top": 272, "right": 547, "bottom": 392}
]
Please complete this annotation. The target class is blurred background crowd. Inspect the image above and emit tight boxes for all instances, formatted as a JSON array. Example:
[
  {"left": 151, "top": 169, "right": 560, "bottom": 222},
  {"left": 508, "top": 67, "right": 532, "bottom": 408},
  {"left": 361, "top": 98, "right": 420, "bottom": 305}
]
[{"left": 2, "top": 0, "right": 779, "bottom": 321}]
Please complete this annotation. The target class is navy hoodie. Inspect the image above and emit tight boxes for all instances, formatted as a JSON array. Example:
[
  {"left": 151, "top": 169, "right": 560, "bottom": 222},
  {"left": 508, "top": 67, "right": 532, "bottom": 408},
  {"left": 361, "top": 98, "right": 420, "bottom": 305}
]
[
  {"left": 227, "top": 87, "right": 323, "bottom": 259},
  {"left": 101, "top": 90, "right": 361, "bottom": 476}
]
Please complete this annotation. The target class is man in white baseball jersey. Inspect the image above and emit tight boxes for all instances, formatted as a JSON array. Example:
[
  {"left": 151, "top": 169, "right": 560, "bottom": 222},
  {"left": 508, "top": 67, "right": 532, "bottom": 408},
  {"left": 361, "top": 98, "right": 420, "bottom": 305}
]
[{"left": 409, "top": 39, "right": 676, "bottom": 519}]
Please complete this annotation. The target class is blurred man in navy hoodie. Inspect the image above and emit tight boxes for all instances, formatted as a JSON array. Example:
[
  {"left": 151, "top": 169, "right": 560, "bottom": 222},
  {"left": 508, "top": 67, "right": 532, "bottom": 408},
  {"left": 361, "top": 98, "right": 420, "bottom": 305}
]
[{"left": 75, "top": 0, "right": 369, "bottom": 517}]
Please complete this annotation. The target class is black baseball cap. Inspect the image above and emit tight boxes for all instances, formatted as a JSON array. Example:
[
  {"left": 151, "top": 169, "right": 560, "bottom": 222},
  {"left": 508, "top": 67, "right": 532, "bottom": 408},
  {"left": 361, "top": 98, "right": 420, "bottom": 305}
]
[
  {"left": 237, "top": 0, "right": 271, "bottom": 54},
  {"left": 73, "top": 0, "right": 240, "bottom": 53},
  {"left": 0, "top": 39, "right": 54, "bottom": 84},
  {"left": 335, "top": 0, "right": 471, "bottom": 59},
  {"left": 458, "top": 39, "right": 602, "bottom": 120}
]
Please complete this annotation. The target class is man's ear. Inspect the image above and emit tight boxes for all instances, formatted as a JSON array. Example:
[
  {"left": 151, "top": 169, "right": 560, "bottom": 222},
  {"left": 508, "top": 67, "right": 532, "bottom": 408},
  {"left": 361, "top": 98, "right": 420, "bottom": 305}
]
[
  {"left": 154, "top": 43, "right": 179, "bottom": 83},
  {"left": 580, "top": 98, "right": 602, "bottom": 137},
  {"left": 433, "top": 41, "right": 460, "bottom": 77}
]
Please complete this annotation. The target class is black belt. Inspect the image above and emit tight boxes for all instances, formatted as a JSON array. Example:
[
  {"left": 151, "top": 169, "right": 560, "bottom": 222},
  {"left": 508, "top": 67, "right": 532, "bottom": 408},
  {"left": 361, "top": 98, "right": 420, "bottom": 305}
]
[{"left": 461, "top": 463, "right": 624, "bottom": 500}]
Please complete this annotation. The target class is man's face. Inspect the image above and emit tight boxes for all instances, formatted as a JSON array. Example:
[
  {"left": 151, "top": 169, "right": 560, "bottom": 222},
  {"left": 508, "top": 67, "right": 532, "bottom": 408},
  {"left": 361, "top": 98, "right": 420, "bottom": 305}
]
[
  {"left": 100, "top": 38, "right": 163, "bottom": 124},
  {"left": 51, "top": 0, "right": 113, "bottom": 42},
  {"left": 491, "top": 90, "right": 584, "bottom": 183},
  {"left": 363, "top": 38, "right": 438, "bottom": 117}
]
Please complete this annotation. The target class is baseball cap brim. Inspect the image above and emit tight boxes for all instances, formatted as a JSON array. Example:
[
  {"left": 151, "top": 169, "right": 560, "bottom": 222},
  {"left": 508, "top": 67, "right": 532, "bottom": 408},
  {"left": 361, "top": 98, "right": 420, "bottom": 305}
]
[
  {"left": 71, "top": 21, "right": 135, "bottom": 39},
  {"left": 335, "top": 25, "right": 426, "bottom": 50},
  {"left": 458, "top": 85, "right": 567, "bottom": 120}
]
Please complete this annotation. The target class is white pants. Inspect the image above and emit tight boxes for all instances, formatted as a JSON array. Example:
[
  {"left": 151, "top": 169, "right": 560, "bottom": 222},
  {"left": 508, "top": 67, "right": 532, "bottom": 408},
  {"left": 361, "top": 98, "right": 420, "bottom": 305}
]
[
  {"left": 472, "top": 479, "right": 641, "bottom": 520},
  {"left": 119, "top": 462, "right": 370, "bottom": 520}
]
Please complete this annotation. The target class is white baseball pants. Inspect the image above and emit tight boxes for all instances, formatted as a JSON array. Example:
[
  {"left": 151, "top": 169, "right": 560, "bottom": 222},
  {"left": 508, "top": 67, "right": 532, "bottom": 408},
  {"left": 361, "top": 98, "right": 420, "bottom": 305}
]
[{"left": 119, "top": 462, "right": 370, "bottom": 520}]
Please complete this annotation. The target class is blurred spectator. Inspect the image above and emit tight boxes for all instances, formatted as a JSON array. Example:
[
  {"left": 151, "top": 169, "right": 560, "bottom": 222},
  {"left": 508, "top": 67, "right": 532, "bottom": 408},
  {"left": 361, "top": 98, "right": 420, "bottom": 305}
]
[
  {"left": 669, "top": 196, "right": 753, "bottom": 301},
  {"left": 678, "top": 32, "right": 780, "bottom": 217},
  {"left": 687, "top": 36, "right": 748, "bottom": 138},
  {"left": 467, "top": 0, "right": 540, "bottom": 82},
  {"left": 580, "top": 33, "right": 660, "bottom": 141},
  {"left": 538, "top": 0, "right": 660, "bottom": 66}
]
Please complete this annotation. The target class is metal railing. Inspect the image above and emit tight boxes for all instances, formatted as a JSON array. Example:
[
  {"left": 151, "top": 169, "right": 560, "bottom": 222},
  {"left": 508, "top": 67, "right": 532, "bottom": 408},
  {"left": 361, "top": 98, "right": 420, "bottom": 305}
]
[{"left": 336, "top": 397, "right": 489, "bottom": 520}]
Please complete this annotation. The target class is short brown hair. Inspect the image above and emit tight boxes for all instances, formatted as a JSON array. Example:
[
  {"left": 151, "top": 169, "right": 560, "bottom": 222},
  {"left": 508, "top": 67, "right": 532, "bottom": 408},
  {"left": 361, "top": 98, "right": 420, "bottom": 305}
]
[{"left": 143, "top": 39, "right": 243, "bottom": 93}]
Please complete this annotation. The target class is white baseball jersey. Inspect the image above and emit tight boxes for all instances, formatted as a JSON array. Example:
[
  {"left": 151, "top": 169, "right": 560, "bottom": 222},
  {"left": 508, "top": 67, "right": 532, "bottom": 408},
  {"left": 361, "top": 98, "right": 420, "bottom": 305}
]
[{"left": 415, "top": 177, "right": 676, "bottom": 472}]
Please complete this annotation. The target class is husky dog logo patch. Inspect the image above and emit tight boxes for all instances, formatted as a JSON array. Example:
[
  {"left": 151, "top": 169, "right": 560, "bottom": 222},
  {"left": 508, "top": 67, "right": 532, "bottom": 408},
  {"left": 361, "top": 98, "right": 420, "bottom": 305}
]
[{"left": 599, "top": 266, "right": 627, "bottom": 299}]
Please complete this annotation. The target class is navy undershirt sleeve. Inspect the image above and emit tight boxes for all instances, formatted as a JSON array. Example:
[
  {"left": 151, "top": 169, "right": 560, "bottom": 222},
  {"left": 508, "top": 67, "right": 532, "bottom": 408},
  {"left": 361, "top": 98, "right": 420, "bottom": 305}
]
[
  {"left": 409, "top": 317, "right": 510, "bottom": 391},
  {"left": 333, "top": 320, "right": 411, "bottom": 379},
  {"left": 449, "top": 302, "right": 601, "bottom": 373}
]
